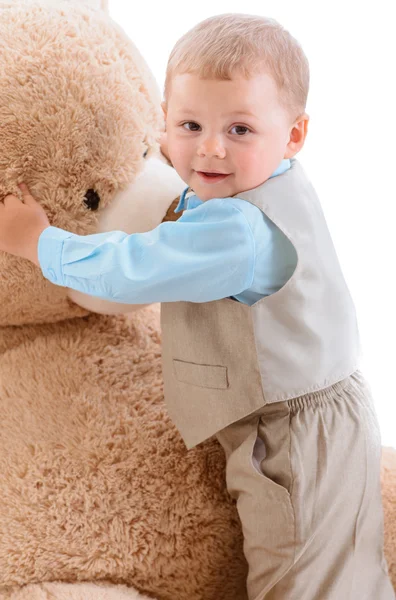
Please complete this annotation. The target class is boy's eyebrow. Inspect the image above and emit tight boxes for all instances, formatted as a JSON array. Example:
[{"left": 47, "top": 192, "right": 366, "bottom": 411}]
[
  {"left": 228, "top": 110, "right": 258, "bottom": 119},
  {"left": 172, "top": 109, "right": 258, "bottom": 119},
  {"left": 172, "top": 109, "right": 196, "bottom": 116}
]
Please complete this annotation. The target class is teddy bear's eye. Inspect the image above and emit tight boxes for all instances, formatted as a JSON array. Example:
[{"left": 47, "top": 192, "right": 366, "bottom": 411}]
[
  {"left": 143, "top": 148, "right": 149, "bottom": 158},
  {"left": 83, "top": 189, "right": 100, "bottom": 211}
]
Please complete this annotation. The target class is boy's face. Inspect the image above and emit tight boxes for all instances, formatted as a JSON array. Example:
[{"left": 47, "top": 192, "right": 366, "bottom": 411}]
[{"left": 164, "top": 72, "right": 296, "bottom": 200}]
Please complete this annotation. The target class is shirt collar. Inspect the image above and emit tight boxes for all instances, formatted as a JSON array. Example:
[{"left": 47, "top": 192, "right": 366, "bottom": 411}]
[
  {"left": 174, "top": 158, "right": 291, "bottom": 214},
  {"left": 174, "top": 187, "right": 203, "bottom": 213},
  {"left": 269, "top": 158, "right": 291, "bottom": 179}
]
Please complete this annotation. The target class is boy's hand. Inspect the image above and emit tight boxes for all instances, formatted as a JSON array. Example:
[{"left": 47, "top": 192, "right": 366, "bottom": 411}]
[{"left": 0, "top": 183, "right": 50, "bottom": 266}]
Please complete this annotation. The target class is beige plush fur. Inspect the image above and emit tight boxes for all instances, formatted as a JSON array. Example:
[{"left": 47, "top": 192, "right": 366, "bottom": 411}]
[
  {"left": 382, "top": 447, "right": 396, "bottom": 587},
  {"left": 0, "top": 306, "right": 247, "bottom": 600},
  {"left": 0, "top": 2, "right": 394, "bottom": 600},
  {"left": 1, "top": 581, "right": 152, "bottom": 599}
]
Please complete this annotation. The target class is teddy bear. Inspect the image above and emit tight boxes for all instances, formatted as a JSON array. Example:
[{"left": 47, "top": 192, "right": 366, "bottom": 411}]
[
  {"left": 0, "top": 1, "right": 248, "bottom": 599},
  {"left": 0, "top": 2, "right": 394, "bottom": 600}
]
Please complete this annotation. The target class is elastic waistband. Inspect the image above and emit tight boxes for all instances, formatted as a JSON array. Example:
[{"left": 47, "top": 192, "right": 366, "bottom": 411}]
[{"left": 287, "top": 372, "right": 359, "bottom": 414}]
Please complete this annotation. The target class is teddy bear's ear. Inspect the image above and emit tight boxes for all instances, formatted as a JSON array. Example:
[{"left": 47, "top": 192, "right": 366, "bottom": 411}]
[
  {"left": 79, "top": 0, "right": 108, "bottom": 11},
  {"left": 34, "top": 0, "right": 109, "bottom": 12}
]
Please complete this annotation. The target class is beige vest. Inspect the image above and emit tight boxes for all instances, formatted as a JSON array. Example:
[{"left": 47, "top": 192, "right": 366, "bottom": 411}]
[{"left": 161, "top": 159, "right": 360, "bottom": 449}]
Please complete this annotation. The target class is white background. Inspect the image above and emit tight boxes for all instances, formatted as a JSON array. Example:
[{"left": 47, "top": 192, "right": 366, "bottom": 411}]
[{"left": 109, "top": 0, "right": 396, "bottom": 446}]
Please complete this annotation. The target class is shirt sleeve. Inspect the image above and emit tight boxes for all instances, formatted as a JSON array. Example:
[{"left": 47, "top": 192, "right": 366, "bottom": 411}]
[{"left": 37, "top": 198, "right": 256, "bottom": 304}]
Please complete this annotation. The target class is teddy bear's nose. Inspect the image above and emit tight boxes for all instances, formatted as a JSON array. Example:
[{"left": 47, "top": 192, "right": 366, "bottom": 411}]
[{"left": 83, "top": 189, "right": 101, "bottom": 211}]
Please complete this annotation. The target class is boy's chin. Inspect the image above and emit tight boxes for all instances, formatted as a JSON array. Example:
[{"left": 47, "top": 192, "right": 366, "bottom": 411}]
[{"left": 191, "top": 176, "right": 235, "bottom": 200}]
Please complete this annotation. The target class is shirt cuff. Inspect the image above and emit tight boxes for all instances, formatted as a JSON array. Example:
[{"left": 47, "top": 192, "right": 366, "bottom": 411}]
[{"left": 38, "top": 226, "right": 75, "bottom": 286}]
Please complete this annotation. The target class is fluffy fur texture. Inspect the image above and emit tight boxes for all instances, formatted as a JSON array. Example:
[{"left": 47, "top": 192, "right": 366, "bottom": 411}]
[
  {"left": 0, "top": 307, "right": 247, "bottom": 599},
  {"left": 1, "top": 581, "right": 152, "bottom": 599},
  {"left": 0, "top": 2, "right": 394, "bottom": 600},
  {"left": 382, "top": 447, "right": 396, "bottom": 587}
]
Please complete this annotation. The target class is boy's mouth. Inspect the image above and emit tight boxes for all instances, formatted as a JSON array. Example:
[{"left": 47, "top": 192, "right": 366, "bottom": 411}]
[{"left": 196, "top": 171, "right": 230, "bottom": 183}]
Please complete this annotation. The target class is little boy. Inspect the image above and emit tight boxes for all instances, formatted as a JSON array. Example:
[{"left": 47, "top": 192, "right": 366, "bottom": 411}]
[{"left": 0, "top": 13, "right": 394, "bottom": 600}]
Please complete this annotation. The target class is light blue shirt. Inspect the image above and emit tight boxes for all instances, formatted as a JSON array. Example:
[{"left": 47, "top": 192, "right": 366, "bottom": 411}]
[{"left": 38, "top": 159, "right": 297, "bottom": 305}]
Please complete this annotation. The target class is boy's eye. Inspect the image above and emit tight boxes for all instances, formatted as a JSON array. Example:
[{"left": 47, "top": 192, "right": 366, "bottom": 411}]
[
  {"left": 182, "top": 121, "right": 201, "bottom": 132},
  {"left": 230, "top": 125, "right": 250, "bottom": 135}
]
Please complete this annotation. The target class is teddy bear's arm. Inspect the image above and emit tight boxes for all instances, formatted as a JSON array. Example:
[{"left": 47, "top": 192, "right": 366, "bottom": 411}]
[{"left": 162, "top": 198, "right": 182, "bottom": 223}]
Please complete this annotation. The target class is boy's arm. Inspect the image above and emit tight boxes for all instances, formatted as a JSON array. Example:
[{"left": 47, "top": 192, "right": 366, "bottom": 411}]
[
  {"left": 0, "top": 184, "right": 255, "bottom": 305},
  {"left": 36, "top": 198, "right": 255, "bottom": 304}
]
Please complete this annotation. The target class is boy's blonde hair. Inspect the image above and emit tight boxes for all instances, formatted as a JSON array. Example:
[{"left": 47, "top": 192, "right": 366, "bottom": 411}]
[{"left": 164, "top": 13, "right": 309, "bottom": 120}]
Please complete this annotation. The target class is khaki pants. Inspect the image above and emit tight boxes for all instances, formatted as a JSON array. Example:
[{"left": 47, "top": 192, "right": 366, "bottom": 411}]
[{"left": 216, "top": 372, "right": 395, "bottom": 600}]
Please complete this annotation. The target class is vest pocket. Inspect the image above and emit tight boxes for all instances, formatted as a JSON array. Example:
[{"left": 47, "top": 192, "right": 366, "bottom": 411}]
[{"left": 173, "top": 359, "right": 229, "bottom": 390}]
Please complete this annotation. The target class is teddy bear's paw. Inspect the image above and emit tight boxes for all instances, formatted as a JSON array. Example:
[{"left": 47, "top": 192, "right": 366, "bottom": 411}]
[{"left": 0, "top": 582, "right": 156, "bottom": 600}]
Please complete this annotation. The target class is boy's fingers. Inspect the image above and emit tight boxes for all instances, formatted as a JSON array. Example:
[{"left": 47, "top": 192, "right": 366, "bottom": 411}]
[{"left": 18, "top": 183, "right": 37, "bottom": 206}]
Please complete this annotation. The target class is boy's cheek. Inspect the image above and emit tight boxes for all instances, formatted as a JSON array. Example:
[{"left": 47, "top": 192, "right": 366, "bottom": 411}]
[
  {"left": 234, "top": 149, "right": 258, "bottom": 175},
  {"left": 167, "top": 141, "right": 192, "bottom": 172},
  {"left": 234, "top": 151, "right": 269, "bottom": 188}
]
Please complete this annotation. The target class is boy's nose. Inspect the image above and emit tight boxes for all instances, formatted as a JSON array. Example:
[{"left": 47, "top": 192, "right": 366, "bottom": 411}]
[{"left": 197, "top": 136, "right": 226, "bottom": 159}]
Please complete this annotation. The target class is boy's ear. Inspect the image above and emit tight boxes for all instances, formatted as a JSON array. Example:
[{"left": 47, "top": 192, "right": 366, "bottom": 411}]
[{"left": 284, "top": 113, "right": 309, "bottom": 159}]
